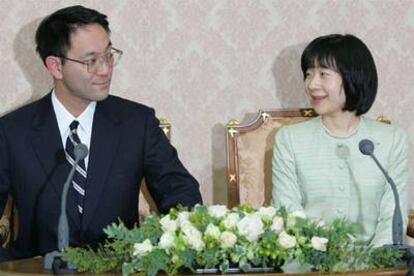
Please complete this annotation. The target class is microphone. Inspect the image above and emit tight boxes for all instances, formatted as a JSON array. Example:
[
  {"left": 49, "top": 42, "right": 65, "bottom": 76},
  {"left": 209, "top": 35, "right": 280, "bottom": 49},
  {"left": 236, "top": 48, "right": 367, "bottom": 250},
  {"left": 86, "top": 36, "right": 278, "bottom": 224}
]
[
  {"left": 359, "top": 139, "right": 414, "bottom": 275},
  {"left": 44, "top": 143, "right": 88, "bottom": 271},
  {"left": 359, "top": 139, "right": 414, "bottom": 273},
  {"left": 359, "top": 139, "right": 403, "bottom": 245}
]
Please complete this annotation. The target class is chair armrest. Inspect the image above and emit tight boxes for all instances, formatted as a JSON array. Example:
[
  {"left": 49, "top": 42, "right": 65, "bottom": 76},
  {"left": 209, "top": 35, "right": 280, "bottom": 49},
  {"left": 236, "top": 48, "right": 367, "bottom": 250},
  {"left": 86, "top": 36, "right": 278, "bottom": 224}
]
[
  {"left": 0, "top": 217, "right": 10, "bottom": 246},
  {"left": 408, "top": 209, "right": 414, "bottom": 238}
]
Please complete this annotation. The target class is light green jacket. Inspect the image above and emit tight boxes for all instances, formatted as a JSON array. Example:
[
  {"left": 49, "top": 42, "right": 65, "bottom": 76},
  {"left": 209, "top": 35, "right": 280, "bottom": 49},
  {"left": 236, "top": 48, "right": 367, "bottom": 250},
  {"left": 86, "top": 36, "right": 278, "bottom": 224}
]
[{"left": 272, "top": 116, "right": 409, "bottom": 246}]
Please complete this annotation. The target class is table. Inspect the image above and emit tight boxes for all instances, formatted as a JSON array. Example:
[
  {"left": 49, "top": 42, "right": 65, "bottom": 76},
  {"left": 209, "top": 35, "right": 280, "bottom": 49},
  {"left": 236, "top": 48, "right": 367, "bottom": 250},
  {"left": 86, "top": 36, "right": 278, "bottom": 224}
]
[{"left": 0, "top": 257, "right": 409, "bottom": 275}]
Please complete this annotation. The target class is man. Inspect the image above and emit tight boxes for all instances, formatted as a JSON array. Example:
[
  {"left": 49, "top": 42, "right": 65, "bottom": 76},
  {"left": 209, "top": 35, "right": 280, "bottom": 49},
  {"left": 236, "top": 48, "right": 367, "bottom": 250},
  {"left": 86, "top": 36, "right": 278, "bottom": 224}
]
[{"left": 0, "top": 5, "right": 202, "bottom": 261}]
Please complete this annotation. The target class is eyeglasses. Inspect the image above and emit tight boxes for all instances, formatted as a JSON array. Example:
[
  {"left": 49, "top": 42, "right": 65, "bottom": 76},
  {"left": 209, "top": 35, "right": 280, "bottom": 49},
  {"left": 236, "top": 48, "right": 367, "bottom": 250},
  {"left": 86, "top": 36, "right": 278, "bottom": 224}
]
[{"left": 59, "top": 47, "right": 123, "bottom": 73}]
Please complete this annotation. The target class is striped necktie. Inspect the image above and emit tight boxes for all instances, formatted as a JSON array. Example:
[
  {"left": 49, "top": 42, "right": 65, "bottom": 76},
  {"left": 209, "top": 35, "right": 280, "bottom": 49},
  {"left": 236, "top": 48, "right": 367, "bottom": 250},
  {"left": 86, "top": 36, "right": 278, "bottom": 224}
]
[{"left": 65, "top": 120, "right": 87, "bottom": 216}]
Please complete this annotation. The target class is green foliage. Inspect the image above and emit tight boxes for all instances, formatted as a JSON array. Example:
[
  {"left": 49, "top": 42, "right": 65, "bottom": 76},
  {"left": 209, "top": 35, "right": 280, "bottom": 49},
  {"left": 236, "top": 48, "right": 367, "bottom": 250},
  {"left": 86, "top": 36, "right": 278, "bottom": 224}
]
[
  {"left": 189, "top": 205, "right": 216, "bottom": 232},
  {"left": 138, "top": 249, "right": 171, "bottom": 276},
  {"left": 63, "top": 245, "right": 127, "bottom": 273},
  {"left": 64, "top": 205, "right": 404, "bottom": 275},
  {"left": 258, "top": 230, "right": 286, "bottom": 266},
  {"left": 366, "top": 247, "right": 405, "bottom": 268},
  {"left": 177, "top": 248, "right": 197, "bottom": 271},
  {"left": 234, "top": 204, "right": 256, "bottom": 213}
]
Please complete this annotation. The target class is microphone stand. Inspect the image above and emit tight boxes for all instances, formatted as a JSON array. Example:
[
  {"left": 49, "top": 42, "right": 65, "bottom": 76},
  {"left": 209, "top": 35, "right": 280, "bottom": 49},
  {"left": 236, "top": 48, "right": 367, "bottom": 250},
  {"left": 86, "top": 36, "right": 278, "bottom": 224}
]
[
  {"left": 360, "top": 140, "right": 414, "bottom": 274},
  {"left": 44, "top": 144, "right": 88, "bottom": 273},
  {"left": 368, "top": 153, "right": 403, "bottom": 245}
]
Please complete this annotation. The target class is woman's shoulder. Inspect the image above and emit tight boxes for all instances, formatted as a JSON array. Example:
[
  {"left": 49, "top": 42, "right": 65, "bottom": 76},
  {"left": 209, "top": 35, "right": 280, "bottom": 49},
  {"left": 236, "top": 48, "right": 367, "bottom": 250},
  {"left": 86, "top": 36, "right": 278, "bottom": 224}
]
[
  {"left": 277, "top": 116, "right": 320, "bottom": 135},
  {"left": 361, "top": 116, "right": 407, "bottom": 138},
  {"left": 274, "top": 117, "right": 320, "bottom": 145},
  {"left": 361, "top": 117, "right": 408, "bottom": 151}
]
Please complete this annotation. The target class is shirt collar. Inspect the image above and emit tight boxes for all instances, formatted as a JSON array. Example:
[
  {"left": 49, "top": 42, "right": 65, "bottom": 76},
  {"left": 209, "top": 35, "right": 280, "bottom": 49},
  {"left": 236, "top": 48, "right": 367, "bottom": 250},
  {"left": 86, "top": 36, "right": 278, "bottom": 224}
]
[{"left": 51, "top": 89, "right": 96, "bottom": 136}]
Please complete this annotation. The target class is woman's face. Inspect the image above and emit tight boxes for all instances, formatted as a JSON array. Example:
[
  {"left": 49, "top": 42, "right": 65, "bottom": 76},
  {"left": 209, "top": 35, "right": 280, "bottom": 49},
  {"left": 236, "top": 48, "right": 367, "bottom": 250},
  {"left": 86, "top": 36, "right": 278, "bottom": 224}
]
[{"left": 304, "top": 66, "right": 346, "bottom": 117}]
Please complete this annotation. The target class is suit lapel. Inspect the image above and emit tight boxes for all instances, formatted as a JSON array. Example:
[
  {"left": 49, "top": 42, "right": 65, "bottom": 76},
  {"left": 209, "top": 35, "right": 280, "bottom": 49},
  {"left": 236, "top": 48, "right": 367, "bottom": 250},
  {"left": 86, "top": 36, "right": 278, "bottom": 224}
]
[
  {"left": 82, "top": 100, "right": 120, "bottom": 230},
  {"left": 31, "top": 94, "right": 64, "bottom": 186},
  {"left": 30, "top": 93, "right": 80, "bottom": 229}
]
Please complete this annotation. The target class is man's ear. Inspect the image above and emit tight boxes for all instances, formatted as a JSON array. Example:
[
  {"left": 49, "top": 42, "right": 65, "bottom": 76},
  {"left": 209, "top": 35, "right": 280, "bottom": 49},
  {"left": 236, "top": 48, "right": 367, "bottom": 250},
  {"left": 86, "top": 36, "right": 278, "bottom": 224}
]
[{"left": 45, "top": 56, "right": 63, "bottom": 79}]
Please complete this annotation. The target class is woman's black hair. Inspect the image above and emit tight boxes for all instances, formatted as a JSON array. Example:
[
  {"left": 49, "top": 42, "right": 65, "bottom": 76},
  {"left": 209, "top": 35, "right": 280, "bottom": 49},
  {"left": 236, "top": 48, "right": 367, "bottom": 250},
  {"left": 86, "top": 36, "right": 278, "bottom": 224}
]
[{"left": 301, "top": 34, "right": 378, "bottom": 115}]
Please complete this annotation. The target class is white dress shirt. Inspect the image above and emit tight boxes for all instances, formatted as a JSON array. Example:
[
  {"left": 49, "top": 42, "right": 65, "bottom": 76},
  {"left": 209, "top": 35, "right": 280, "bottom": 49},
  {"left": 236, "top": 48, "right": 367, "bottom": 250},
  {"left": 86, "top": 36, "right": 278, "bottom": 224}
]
[{"left": 51, "top": 90, "right": 96, "bottom": 169}]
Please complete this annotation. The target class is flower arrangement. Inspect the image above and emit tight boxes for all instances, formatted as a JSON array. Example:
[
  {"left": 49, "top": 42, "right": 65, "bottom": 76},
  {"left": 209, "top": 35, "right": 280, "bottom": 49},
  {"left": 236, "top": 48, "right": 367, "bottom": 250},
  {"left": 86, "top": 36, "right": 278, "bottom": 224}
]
[{"left": 64, "top": 205, "right": 402, "bottom": 275}]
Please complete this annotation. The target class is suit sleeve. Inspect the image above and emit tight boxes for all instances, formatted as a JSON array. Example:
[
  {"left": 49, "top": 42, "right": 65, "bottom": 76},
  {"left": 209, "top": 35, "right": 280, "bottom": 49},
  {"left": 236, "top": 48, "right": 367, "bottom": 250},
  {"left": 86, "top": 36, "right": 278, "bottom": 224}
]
[
  {"left": 0, "top": 120, "right": 14, "bottom": 259},
  {"left": 370, "top": 127, "right": 410, "bottom": 247},
  {"left": 142, "top": 109, "right": 202, "bottom": 213},
  {"left": 271, "top": 127, "right": 304, "bottom": 212},
  {"left": 0, "top": 120, "right": 10, "bottom": 216}
]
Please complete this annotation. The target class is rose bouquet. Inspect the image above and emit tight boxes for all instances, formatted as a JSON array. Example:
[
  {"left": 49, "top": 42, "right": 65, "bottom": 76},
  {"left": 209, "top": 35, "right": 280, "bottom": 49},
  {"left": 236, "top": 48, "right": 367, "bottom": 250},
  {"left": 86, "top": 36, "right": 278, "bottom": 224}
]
[{"left": 64, "top": 205, "right": 402, "bottom": 275}]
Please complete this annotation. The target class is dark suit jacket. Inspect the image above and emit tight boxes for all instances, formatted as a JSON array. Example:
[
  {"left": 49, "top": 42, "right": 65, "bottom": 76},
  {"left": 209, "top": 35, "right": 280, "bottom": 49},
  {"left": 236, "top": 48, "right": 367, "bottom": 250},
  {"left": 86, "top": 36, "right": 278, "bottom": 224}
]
[{"left": 0, "top": 93, "right": 202, "bottom": 260}]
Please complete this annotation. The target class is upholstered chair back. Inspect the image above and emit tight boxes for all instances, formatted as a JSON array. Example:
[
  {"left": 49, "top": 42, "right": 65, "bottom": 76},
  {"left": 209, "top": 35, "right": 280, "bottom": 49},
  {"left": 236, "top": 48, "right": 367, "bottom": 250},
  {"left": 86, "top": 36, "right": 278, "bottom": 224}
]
[{"left": 226, "top": 108, "right": 316, "bottom": 208}]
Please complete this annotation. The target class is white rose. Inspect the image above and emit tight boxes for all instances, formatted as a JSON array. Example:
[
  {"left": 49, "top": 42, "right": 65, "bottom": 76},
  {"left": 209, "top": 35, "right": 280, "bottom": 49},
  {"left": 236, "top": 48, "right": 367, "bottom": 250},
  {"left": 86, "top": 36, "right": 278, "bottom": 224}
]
[
  {"left": 159, "top": 231, "right": 175, "bottom": 249},
  {"left": 277, "top": 231, "right": 296, "bottom": 249},
  {"left": 317, "top": 220, "right": 326, "bottom": 228},
  {"left": 223, "top": 213, "right": 240, "bottom": 229},
  {"left": 290, "top": 210, "right": 306, "bottom": 219},
  {"left": 182, "top": 225, "right": 205, "bottom": 251},
  {"left": 133, "top": 239, "right": 153, "bottom": 256},
  {"left": 258, "top": 206, "right": 276, "bottom": 221},
  {"left": 182, "top": 225, "right": 200, "bottom": 237},
  {"left": 311, "top": 236, "right": 329, "bottom": 252},
  {"left": 270, "top": 216, "right": 284, "bottom": 232},
  {"left": 347, "top": 233, "right": 356, "bottom": 241},
  {"left": 220, "top": 231, "right": 237, "bottom": 248},
  {"left": 205, "top": 223, "right": 221, "bottom": 239},
  {"left": 188, "top": 235, "right": 205, "bottom": 251},
  {"left": 177, "top": 211, "right": 191, "bottom": 228},
  {"left": 159, "top": 215, "right": 178, "bottom": 233},
  {"left": 286, "top": 210, "right": 307, "bottom": 228},
  {"left": 237, "top": 214, "right": 264, "bottom": 242},
  {"left": 208, "top": 205, "right": 229, "bottom": 218}
]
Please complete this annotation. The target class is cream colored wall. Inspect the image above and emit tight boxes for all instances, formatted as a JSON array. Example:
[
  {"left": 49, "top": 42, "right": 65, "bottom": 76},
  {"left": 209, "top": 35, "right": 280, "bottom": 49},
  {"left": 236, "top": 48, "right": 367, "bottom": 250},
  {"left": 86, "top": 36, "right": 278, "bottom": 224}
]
[{"left": 0, "top": 0, "right": 413, "bottom": 205}]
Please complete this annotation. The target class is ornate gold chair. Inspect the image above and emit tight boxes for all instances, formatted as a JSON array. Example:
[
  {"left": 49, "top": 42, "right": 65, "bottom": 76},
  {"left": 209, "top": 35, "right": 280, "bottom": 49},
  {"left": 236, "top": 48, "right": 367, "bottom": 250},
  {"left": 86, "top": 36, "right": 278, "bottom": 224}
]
[
  {"left": 408, "top": 211, "right": 414, "bottom": 238},
  {"left": 0, "top": 118, "right": 171, "bottom": 246},
  {"left": 226, "top": 109, "right": 414, "bottom": 238},
  {"left": 226, "top": 108, "right": 317, "bottom": 208},
  {"left": 0, "top": 196, "right": 14, "bottom": 247}
]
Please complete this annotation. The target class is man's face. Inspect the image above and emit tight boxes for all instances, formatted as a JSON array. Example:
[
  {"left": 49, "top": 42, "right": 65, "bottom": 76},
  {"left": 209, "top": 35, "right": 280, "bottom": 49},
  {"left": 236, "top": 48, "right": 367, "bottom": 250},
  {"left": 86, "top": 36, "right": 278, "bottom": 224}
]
[{"left": 58, "top": 24, "right": 113, "bottom": 106}]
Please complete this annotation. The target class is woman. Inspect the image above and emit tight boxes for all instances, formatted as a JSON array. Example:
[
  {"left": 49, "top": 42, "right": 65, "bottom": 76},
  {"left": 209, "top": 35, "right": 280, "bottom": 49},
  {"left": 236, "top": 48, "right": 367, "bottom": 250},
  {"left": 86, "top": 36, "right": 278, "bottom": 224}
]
[{"left": 271, "top": 34, "right": 409, "bottom": 246}]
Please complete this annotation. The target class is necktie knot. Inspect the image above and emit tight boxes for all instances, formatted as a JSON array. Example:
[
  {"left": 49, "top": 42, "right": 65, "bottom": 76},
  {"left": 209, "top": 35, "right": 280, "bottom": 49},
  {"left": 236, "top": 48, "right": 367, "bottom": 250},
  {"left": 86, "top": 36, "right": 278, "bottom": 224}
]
[{"left": 70, "top": 120, "right": 80, "bottom": 132}]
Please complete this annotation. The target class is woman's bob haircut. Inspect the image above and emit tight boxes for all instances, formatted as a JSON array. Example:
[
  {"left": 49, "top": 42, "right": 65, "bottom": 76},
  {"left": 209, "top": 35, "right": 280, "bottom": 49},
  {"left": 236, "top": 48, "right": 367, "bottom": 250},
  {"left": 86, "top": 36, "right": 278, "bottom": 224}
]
[{"left": 301, "top": 34, "right": 378, "bottom": 116}]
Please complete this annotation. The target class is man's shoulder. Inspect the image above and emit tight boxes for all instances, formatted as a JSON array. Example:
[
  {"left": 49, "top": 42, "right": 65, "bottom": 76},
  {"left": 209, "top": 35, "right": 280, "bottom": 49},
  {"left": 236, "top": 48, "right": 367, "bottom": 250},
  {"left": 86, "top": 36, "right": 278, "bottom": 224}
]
[
  {"left": 0, "top": 94, "right": 49, "bottom": 124},
  {"left": 103, "top": 95, "right": 153, "bottom": 114},
  {"left": 99, "top": 95, "right": 159, "bottom": 125}
]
